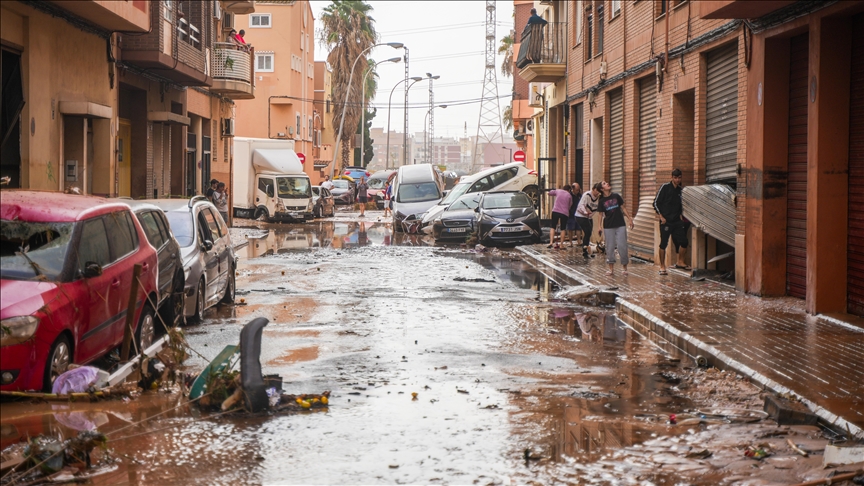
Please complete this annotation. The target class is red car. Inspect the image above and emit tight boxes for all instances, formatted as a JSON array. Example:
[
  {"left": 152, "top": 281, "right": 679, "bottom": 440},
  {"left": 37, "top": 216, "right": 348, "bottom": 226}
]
[{"left": 0, "top": 191, "right": 158, "bottom": 391}]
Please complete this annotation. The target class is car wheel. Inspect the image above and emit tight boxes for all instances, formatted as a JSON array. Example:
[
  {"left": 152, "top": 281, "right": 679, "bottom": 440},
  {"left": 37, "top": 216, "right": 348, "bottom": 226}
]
[
  {"left": 136, "top": 304, "right": 156, "bottom": 353},
  {"left": 313, "top": 205, "right": 320, "bottom": 218},
  {"left": 522, "top": 185, "right": 539, "bottom": 208},
  {"left": 221, "top": 266, "right": 236, "bottom": 304},
  {"left": 43, "top": 335, "right": 71, "bottom": 392},
  {"left": 192, "top": 278, "right": 206, "bottom": 323},
  {"left": 170, "top": 270, "right": 185, "bottom": 327},
  {"left": 255, "top": 207, "right": 270, "bottom": 221}
]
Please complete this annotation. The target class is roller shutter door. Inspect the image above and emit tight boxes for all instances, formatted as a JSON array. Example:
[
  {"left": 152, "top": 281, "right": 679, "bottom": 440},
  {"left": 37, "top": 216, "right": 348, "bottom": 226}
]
[
  {"left": 786, "top": 34, "right": 809, "bottom": 300},
  {"left": 609, "top": 89, "right": 624, "bottom": 196},
  {"left": 849, "top": 13, "right": 864, "bottom": 316},
  {"left": 630, "top": 77, "right": 657, "bottom": 257},
  {"left": 705, "top": 43, "right": 738, "bottom": 183}
]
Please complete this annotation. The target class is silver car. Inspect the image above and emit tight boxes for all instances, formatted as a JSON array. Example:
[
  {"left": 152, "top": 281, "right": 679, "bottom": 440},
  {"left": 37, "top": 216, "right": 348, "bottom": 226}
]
[{"left": 142, "top": 197, "right": 236, "bottom": 322}]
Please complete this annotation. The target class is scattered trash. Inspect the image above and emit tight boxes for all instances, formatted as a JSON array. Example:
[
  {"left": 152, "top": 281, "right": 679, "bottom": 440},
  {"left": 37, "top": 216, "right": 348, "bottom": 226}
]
[
  {"left": 453, "top": 277, "right": 495, "bottom": 283},
  {"left": 695, "top": 355, "right": 709, "bottom": 368},
  {"left": 763, "top": 393, "right": 819, "bottom": 426},
  {"left": 744, "top": 447, "right": 770, "bottom": 460},
  {"left": 411, "top": 392, "right": 418, "bottom": 401},
  {"left": 52, "top": 366, "right": 106, "bottom": 394},
  {"left": 823, "top": 444, "right": 864, "bottom": 467},
  {"left": 669, "top": 414, "right": 677, "bottom": 425},
  {"left": 523, "top": 448, "right": 543, "bottom": 461},
  {"left": 456, "top": 389, "right": 469, "bottom": 394},
  {"left": 556, "top": 284, "right": 599, "bottom": 303},
  {"left": 786, "top": 438, "right": 809, "bottom": 457},
  {"left": 685, "top": 449, "right": 712, "bottom": 459}
]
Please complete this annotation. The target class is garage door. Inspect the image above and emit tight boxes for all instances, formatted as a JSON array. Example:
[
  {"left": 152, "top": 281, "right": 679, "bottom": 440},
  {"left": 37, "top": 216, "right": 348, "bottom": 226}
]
[
  {"left": 630, "top": 77, "right": 657, "bottom": 258},
  {"left": 609, "top": 89, "right": 624, "bottom": 197},
  {"left": 786, "top": 33, "right": 809, "bottom": 300},
  {"left": 705, "top": 42, "right": 739, "bottom": 184},
  {"left": 849, "top": 13, "right": 864, "bottom": 316}
]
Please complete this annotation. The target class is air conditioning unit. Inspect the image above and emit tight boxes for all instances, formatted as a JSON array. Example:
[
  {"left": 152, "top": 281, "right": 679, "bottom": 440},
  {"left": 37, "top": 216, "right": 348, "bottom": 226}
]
[
  {"left": 222, "top": 118, "right": 234, "bottom": 137},
  {"left": 222, "top": 12, "right": 234, "bottom": 30},
  {"left": 528, "top": 83, "right": 544, "bottom": 108},
  {"left": 525, "top": 119, "right": 535, "bottom": 135},
  {"left": 214, "top": 0, "right": 221, "bottom": 20}
]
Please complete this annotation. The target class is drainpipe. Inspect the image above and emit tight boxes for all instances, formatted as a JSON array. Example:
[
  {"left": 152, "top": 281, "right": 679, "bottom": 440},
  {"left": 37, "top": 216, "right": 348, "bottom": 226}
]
[{"left": 664, "top": 0, "right": 670, "bottom": 68}]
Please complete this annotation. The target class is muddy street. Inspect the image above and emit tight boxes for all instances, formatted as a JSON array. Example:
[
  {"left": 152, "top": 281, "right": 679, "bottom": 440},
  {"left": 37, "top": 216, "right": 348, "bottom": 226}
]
[{"left": 1, "top": 213, "right": 852, "bottom": 485}]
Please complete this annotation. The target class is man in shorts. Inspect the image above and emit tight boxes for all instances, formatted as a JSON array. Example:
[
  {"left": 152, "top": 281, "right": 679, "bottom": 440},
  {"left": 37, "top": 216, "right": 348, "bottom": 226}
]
[
  {"left": 653, "top": 168, "right": 690, "bottom": 275},
  {"left": 545, "top": 184, "right": 572, "bottom": 249},
  {"left": 356, "top": 176, "right": 369, "bottom": 217}
]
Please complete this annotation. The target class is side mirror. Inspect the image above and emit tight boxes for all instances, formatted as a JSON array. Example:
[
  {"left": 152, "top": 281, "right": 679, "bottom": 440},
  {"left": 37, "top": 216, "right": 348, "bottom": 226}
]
[
  {"left": 82, "top": 262, "right": 103, "bottom": 278},
  {"left": 203, "top": 240, "right": 214, "bottom": 251},
  {"left": 442, "top": 190, "right": 450, "bottom": 197}
]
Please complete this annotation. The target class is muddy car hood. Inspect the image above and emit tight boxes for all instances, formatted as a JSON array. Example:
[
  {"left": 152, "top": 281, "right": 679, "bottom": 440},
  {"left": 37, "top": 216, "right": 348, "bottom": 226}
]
[
  {"left": 440, "top": 209, "right": 477, "bottom": 222},
  {"left": 0, "top": 279, "right": 56, "bottom": 319},
  {"left": 394, "top": 199, "right": 440, "bottom": 219},
  {"left": 481, "top": 207, "right": 536, "bottom": 221}
]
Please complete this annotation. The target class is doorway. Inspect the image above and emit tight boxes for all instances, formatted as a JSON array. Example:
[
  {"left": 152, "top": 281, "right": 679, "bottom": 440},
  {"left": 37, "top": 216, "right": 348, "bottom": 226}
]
[{"left": 118, "top": 119, "right": 132, "bottom": 197}]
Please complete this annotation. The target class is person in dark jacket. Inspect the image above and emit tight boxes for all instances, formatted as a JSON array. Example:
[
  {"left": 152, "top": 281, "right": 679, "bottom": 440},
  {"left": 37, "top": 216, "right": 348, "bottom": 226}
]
[
  {"left": 653, "top": 168, "right": 690, "bottom": 275},
  {"left": 527, "top": 8, "right": 548, "bottom": 25}
]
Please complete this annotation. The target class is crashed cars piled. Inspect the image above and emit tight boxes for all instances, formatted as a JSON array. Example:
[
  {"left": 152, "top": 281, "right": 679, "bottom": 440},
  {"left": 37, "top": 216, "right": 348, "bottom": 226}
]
[{"left": 430, "top": 191, "right": 541, "bottom": 246}]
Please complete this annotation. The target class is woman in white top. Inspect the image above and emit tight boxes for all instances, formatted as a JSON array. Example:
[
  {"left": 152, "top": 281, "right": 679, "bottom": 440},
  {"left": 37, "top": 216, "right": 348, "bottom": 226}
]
[{"left": 574, "top": 182, "right": 601, "bottom": 257}]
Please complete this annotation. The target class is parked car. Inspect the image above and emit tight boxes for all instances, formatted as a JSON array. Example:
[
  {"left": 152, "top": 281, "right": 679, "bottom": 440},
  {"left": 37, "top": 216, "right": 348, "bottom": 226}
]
[
  {"left": 121, "top": 201, "right": 185, "bottom": 328},
  {"left": 475, "top": 191, "right": 541, "bottom": 246},
  {"left": 311, "top": 186, "right": 336, "bottom": 218},
  {"left": 0, "top": 191, "right": 159, "bottom": 391},
  {"left": 367, "top": 169, "right": 396, "bottom": 208},
  {"left": 422, "top": 162, "right": 538, "bottom": 229},
  {"left": 342, "top": 166, "right": 371, "bottom": 180},
  {"left": 143, "top": 197, "right": 236, "bottom": 322},
  {"left": 391, "top": 164, "right": 444, "bottom": 233},
  {"left": 431, "top": 193, "right": 481, "bottom": 242},
  {"left": 330, "top": 178, "right": 356, "bottom": 205}
]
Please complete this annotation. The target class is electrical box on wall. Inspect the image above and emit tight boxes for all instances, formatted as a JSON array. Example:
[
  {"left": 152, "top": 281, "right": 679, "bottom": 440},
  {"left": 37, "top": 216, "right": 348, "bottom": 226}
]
[{"left": 65, "top": 160, "right": 78, "bottom": 182}]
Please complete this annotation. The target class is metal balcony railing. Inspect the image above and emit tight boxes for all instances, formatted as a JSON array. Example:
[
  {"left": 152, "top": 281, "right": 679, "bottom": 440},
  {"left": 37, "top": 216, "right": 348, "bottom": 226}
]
[
  {"left": 212, "top": 42, "right": 253, "bottom": 84},
  {"left": 516, "top": 22, "right": 566, "bottom": 69}
]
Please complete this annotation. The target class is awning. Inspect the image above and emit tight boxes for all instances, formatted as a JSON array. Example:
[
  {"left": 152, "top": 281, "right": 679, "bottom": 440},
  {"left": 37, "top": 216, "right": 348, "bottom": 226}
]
[
  {"left": 59, "top": 101, "right": 112, "bottom": 119},
  {"left": 682, "top": 184, "right": 736, "bottom": 247},
  {"left": 147, "top": 111, "right": 191, "bottom": 126}
]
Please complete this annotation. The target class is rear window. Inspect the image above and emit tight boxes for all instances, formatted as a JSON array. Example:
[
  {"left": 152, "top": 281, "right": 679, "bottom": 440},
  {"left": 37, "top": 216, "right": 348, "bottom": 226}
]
[
  {"left": 165, "top": 211, "right": 195, "bottom": 247},
  {"left": 0, "top": 220, "right": 76, "bottom": 280},
  {"left": 138, "top": 211, "right": 166, "bottom": 249}
]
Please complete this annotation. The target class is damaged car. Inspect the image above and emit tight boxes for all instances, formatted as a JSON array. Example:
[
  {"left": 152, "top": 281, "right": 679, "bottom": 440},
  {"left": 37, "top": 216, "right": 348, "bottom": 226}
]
[
  {"left": 475, "top": 191, "right": 541, "bottom": 246},
  {"left": 431, "top": 193, "right": 480, "bottom": 242}
]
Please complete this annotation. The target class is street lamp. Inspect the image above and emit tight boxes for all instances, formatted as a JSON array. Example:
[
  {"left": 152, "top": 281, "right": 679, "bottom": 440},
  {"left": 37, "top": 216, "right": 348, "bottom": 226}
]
[
  {"left": 330, "top": 41, "right": 404, "bottom": 178},
  {"left": 502, "top": 146, "right": 513, "bottom": 163},
  {"left": 386, "top": 76, "right": 423, "bottom": 169},
  {"left": 359, "top": 57, "right": 401, "bottom": 168},
  {"left": 424, "top": 104, "right": 447, "bottom": 164},
  {"left": 424, "top": 73, "right": 440, "bottom": 165}
]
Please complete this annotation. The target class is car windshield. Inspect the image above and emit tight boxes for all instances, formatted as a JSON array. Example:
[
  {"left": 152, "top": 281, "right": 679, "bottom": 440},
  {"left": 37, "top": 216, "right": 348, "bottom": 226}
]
[
  {"left": 367, "top": 178, "right": 388, "bottom": 189},
  {"left": 440, "top": 182, "right": 471, "bottom": 205},
  {"left": 165, "top": 211, "right": 195, "bottom": 247},
  {"left": 396, "top": 182, "right": 441, "bottom": 203},
  {"left": 277, "top": 177, "right": 312, "bottom": 198},
  {"left": 0, "top": 220, "right": 76, "bottom": 280},
  {"left": 446, "top": 195, "right": 480, "bottom": 212},
  {"left": 482, "top": 193, "right": 532, "bottom": 209},
  {"left": 332, "top": 180, "right": 350, "bottom": 189}
]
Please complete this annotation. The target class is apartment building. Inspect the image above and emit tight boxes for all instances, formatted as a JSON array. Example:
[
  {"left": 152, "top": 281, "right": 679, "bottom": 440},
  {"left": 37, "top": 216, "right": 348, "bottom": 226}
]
[
  {"left": 312, "top": 60, "right": 333, "bottom": 173},
  {"left": 1, "top": 0, "right": 251, "bottom": 203},
  {"left": 232, "top": 1, "right": 319, "bottom": 182},
  {"left": 515, "top": 0, "right": 864, "bottom": 316},
  {"left": 368, "top": 127, "right": 411, "bottom": 171}
]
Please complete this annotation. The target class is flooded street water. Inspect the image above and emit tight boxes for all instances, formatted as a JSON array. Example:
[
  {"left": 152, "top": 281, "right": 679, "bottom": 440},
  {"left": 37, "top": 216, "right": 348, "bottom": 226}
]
[{"left": 1, "top": 212, "right": 848, "bottom": 485}]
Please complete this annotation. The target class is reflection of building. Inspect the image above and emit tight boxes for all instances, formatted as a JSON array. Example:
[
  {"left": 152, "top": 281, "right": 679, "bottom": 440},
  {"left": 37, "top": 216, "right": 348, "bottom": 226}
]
[{"left": 1, "top": 1, "right": 242, "bottom": 202}]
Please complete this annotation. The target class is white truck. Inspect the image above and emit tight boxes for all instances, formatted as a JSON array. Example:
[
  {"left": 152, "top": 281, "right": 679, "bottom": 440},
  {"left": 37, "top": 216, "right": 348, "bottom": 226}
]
[{"left": 232, "top": 137, "right": 313, "bottom": 222}]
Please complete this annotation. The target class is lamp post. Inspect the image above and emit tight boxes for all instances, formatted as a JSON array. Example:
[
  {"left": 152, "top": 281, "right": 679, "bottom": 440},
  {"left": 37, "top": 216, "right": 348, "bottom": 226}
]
[
  {"left": 386, "top": 76, "right": 423, "bottom": 169},
  {"left": 330, "top": 42, "right": 404, "bottom": 179},
  {"left": 424, "top": 104, "right": 447, "bottom": 164},
  {"left": 358, "top": 57, "right": 401, "bottom": 168},
  {"left": 502, "top": 146, "right": 513, "bottom": 163},
  {"left": 424, "top": 73, "right": 440, "bottom": 166}
]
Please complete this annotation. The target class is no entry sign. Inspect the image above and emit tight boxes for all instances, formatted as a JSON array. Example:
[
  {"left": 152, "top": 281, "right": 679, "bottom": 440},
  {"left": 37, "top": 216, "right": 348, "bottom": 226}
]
[
  {"left": 513, "top": 150, "right": 526, "bottom": 163},
  {"left": 297, "top": 152, "right": 306, "bottom": 164}
]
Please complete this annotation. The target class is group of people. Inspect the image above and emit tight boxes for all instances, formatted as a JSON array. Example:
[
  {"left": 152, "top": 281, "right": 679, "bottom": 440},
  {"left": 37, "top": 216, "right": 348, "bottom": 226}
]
[
  {"left": 320, "top": 174, "right": 379, "bottom": 218},
  {"left": 546, "top": 168, "right": 690, "bottom": 277},
  {"left": 228, "top": 29, "right": 251, "bottom": 51},
  {"left": 206, "top": 178, "right": 230, "bottom": 223}
]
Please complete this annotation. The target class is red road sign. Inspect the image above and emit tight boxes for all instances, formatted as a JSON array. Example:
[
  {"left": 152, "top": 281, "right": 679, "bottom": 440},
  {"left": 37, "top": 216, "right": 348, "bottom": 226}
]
[
  {"left": 513, "top": 150, "right": 526, "bottom": 162},
  {"left": 297, "top": 152, "right": 306, "bottom": 164}
]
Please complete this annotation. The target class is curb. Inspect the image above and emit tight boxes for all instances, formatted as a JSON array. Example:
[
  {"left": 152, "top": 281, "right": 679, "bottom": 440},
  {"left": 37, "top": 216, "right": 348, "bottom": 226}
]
[{"left": 517, "top": 245, "right": 864, "bottom": 440}]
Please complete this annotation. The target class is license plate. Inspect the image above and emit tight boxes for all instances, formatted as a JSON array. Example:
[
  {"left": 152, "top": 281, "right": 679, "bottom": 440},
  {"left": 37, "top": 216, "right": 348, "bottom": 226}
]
[
  {"left": 498, "top": 226, "right": 521, "bottom": 232},
  {"left": 446, "top": 227, "right": 467, "bottom": 233}
]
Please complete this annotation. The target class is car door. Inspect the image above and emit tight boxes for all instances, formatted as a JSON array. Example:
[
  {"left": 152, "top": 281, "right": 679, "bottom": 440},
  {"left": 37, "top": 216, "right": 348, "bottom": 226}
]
[
  {"left": 212, "top": 206, "right": 233, "bottom": 275},
  {"left": 103, "top": 211, "right": 141, "bottom": 345},
  {"left": 195, "top": 207, "right": 219, "bottom": 306},
  {"left": 74, "top": 216, "right": 115, "bottom": 361},
  {"left": 198, "top": 208, "right": 224, "bottom": 305},
  {"left": 137, "top": 210, "right": 171, "bottom": 305}
]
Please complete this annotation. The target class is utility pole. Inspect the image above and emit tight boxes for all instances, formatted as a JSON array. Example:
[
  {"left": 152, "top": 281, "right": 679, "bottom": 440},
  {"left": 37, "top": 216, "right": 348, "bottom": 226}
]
[{"left": 472, "top": 0, "right": 504, "bottom": 171}]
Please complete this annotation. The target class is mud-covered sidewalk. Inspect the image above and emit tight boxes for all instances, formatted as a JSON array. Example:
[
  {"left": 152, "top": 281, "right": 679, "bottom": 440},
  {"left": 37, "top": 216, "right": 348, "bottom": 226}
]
[{"left": 519, "top": 244, "right": 864, "bottom": 439}]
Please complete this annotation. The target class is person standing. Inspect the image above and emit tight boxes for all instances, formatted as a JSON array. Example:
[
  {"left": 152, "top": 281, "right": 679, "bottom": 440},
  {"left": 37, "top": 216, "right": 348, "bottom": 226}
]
[
  {"left": 213, "top": 182, "right": 230, "bottom": 224},
  {"left": 356, "top": 177, "right": 369, "bottom": 217},
  {"left": 321, "top": 175, "right": 334, "bottom": 191},
  {"left": 206, "top": 179, "right": 218, "bottom": 203},
  {"left": 545, "top": 184, "right": 572, "bottom": 250},
  {"left": 565, "top": 183, "right": 583, "bottom": 248},
  {"left": 654, "top": 168, "right": 690, "bottom": 275},
  {"left": 383, "top": 181, "right": 393, "bottom": 217},
  {"left": 575, "top": 183, "right": 601, "bottom": 258},
  {"left": 597, "top": 181, "right": 634, "bottom": 276}
]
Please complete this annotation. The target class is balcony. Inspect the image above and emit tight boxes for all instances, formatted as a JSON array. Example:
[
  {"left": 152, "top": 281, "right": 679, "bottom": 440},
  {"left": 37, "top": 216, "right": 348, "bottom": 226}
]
[
  {"left": 699, "top": 0, "right": 795, "bottom": 19},
  {"left": 221, "top": 0, "right": 256, "bottom": 15},
  {"left": 210, "top": 43, "right": 255, "bottom": 99},
  {"left": 516, "top": 22, "right": 566, "bottom": 83},
  {"left": 50, "top": 0, "right": 149, "bottom": 32}
]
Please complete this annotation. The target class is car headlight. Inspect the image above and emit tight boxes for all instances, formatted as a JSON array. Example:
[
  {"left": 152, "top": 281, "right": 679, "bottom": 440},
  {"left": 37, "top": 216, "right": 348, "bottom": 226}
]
[
  {"left": 0, "top": 316, "right": 40, "bottom": 347},
  {"left": 307, "top": 200, "right": 314, "bottom": 211}
]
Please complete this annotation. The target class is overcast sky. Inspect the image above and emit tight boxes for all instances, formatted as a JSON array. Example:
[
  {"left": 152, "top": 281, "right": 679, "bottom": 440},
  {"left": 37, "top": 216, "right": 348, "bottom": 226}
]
[{"left": 309, "top": 0, "right": 515, "bottom": 140}]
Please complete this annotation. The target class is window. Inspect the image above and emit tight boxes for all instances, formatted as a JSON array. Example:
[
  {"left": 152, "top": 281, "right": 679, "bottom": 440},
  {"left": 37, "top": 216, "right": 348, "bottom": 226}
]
[
  {"left": 250, "top": 13, "right": 271, "bottom": 28},
  {"left": 138, "top": 211, "right": 166, "bottom": 249},
  {"left": 308, "top": 116, "right": 313, "bottom": 137},
  {"left": 259, "top": 177, "right": 275, "bottom": 197},
  {"left": 201, "top": 209, "right": 222, "bottom": 238},
  {"left": 611, "top": 0, "right": 621, "bottom": 17},
  {"left": 657, "top": 0, "right": 667, "bottom": 17},
  {"left": 197, "top": 211, "right": 214, "bottom": 243},
  {"left": 256, "top": 53, "right": 274, "bottom": 72},
  {"left": 299, "top": 31, "right": 304, "bottom": 50},
  {"left": 596, "top": 2, "right": 604, "bottom": 54},
  {"left": 78, "top": 218, "right": 110, "bottom": 271},
  {"left": 296, "top": 114, "right": 301, "bottom": 138},
  {"left": 162, "top": 0, "right": 173, "bottom": 21},
  {"left": 585, "top": 4, "right": 593, "bottom": 60},
  {"left": 574, "top": 0, "right": 583, "bottom": 46},
  {"left": 104, "top": 212, "right": 137, "bottom": 262}
]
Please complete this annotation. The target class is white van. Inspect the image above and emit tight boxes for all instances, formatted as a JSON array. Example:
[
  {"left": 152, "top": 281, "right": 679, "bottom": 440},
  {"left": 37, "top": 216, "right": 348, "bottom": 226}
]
[{"left": 391, "top": 164, "right": 444, "bottom": 233}]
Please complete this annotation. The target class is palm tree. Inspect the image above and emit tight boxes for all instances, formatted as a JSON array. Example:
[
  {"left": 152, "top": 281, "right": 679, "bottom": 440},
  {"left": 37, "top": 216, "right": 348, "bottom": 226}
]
[
  {"left": 503, "top": 104, "right": 513, "bottom": 131},
  {"left": 498, "top": 31, "right": 514, "bottom": 78},
  {"left": 318, "top": 0, "right": 378, "bottom": 170}
]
